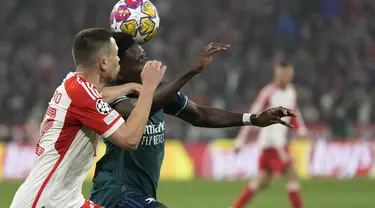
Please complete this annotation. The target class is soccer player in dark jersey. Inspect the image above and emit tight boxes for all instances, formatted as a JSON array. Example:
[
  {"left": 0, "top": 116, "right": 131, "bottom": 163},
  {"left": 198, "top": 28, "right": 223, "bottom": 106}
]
[{"left": 90, "top": 33, "right": 296, "bottom": 208}]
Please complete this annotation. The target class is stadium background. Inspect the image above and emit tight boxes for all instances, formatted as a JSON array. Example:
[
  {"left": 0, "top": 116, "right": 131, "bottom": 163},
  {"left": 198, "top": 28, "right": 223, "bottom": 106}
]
[{"left": 1, "top": 0, "right": 375, "bottom": 207}]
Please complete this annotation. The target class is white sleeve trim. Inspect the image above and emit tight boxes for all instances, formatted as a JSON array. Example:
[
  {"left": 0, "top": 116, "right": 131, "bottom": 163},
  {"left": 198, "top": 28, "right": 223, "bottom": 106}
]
[
  {"left": 102, "top": 117, "right": 124, "bottom": 138},
  {"left": 173, "top": 95, "right": 188, "bottom": 116}
]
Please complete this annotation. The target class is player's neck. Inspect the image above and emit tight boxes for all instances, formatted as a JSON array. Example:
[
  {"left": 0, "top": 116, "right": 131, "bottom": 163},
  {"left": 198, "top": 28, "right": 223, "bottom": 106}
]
[
  {"left": 274, "top": 82, "right": 288, "bottom": 89},
  {"left": 76, "top": 68, "right": 106, "bottom": 91},
  {"left": 279, "top": 85, "right": 287, "bottom": 89}
]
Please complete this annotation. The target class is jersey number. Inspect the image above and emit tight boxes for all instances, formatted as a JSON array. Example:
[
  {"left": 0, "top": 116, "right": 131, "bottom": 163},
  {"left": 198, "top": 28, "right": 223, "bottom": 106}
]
[
  {"left": 36, "top": 107, "right": 56, "bottom": 156},
  {"left": 53, "top": 91, "right": 62, "bottom": 104},
  {"left": 36, "top": 91, "right": 61, "bottom": 156}
]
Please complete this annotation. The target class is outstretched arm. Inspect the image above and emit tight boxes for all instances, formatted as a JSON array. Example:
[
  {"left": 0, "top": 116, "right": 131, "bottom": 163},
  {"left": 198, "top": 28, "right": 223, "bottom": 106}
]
[
  {"left": 150, "top": 42, "right": 229, "bottom": 115},
  {"left": 110, "top": 42, "right": 229, "bottom": 117},
  {"left": 150, "top": 71, "right": 197, "bottom": 115},
  {"left": 235, "top": 85, "right": 273, "bottom": 147},
  {"left": 177, "top": 100, "right": 296, "bottom": 128},
  {"left": 177, "top": 101, "right": 246, "bottom": 128}
]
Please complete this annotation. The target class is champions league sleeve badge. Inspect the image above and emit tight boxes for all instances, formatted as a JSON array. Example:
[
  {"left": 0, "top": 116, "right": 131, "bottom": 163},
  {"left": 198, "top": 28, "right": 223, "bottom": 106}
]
[{"left": 96, "top": 99, "right": 112, "bottom": 115}]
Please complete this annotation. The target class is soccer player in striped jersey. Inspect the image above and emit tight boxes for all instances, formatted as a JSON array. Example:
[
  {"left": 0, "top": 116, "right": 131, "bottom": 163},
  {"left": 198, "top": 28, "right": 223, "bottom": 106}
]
[
  {"left": 90, "top": 33, "right": 297, "bottom": 208},
  {"left": 10, "top": 28, "right": 165, "bottom": 208},
  {"left": 231, "top": 63, "right": 307, "bottom": 208}
]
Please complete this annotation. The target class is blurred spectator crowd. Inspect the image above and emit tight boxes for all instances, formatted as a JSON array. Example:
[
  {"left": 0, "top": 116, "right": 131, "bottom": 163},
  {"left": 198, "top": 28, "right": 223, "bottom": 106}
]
[{"left": 1, "top": 0, "right": 375, "bottom": 143}]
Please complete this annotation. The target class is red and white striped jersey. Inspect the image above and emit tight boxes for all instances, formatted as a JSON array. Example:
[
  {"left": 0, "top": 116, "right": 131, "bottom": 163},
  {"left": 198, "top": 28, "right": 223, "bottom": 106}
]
[
  {"left": 236, "top": 83, "right": 306, "bottom": 148},
  {"left": 10, "top": 72, "right": 124, "bottom": 208}
]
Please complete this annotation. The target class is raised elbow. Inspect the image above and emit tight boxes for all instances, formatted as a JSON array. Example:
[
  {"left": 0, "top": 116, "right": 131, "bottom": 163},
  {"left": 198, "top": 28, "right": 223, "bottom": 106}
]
[
  {"left": 121, "top": 140, "right": 139, "bottom": 151},
  {"left": 108, "top": 128, "right": 141, "bottom": 151},
  {"left": 125, "top": 144, "right": 139, "bottom": 151}
]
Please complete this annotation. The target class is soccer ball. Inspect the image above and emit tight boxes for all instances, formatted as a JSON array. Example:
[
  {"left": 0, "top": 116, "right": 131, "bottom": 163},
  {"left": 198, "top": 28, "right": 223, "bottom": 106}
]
[{"left": 110, "top": 0, "right": 160, "bottom": 43}]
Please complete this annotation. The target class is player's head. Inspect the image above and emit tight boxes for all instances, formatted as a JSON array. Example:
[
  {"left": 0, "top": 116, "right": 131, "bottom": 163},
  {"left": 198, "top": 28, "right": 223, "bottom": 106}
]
[
  {"left": 112, "top": 32, "right": 146, "bottom": 83},
  {"left": 72, "top": 28, "right": 120, "bottom": 83},
  {"left": 274, "top": 62, "right": 294, "bottom": 88}
]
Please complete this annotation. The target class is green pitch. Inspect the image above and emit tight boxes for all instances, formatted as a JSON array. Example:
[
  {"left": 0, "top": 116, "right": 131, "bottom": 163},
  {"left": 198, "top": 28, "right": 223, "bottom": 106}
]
[{"left": 1, "top": 179, "right": 374, "bottom": 207}]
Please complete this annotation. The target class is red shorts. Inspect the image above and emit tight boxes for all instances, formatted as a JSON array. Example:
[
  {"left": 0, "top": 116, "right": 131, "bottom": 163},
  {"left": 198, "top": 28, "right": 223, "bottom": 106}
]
[
  {"left": 258, "top": 146, "right": 292, "bottom": 173},
  {"left": 81, "top": 200, "right": 103, "bottom": 208}
]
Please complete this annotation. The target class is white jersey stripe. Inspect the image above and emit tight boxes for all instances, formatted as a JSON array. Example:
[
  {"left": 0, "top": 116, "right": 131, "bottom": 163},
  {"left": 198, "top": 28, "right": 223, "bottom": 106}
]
[
  {"left": 102, "top": 117, "right": 124, "bottom": 138},
  {"left": 31, "top": 156, "right": 64, "bottom": 208},
  {"left": 89, "top": 83, "right": 102, "bottom": 98},
  {"left": 79, "top": 81, "right": 96, "bottom": 100},
  {"left": 86, "top": 83, "right": 101, "bottom": 99}
]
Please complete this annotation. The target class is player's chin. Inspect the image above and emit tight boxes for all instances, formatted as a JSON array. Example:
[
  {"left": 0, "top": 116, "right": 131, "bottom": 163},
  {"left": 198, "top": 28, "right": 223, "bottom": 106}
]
[
  {"left": 111, "top": 74, "right": 119, "bottom": 83},
  {"left": 104, "top": 74, "right": 118, "bottom": 85}
]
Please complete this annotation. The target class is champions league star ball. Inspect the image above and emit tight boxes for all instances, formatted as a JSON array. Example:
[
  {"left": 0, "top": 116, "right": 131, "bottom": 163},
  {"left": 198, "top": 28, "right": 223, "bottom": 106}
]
[{"left": 110, "top": 0, "right": 160, "bottom": 43}]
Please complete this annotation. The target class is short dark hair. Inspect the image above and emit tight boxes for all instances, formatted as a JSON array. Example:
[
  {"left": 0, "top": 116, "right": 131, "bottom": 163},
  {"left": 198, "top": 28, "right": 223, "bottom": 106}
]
[
  {"left": 72, "top": 28, "right": 113, "bottom": 66},
  {"left": 112, "top": 32, "right": 135, "bottom": 57}
]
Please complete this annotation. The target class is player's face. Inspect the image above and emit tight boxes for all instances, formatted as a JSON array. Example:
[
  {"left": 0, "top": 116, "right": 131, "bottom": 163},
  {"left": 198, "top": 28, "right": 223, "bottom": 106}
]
[
  {"left": 275, "top": 65, "right": 294, "bottom": 87},
  {"left": 101, "top": 38, "right": 121, "bottom": 83},
  {"left": 122, "top": 44, "right": 146, "bottom": 73},
  {"left": 117, "top": 44, "right": 146, "bottom": 82}
]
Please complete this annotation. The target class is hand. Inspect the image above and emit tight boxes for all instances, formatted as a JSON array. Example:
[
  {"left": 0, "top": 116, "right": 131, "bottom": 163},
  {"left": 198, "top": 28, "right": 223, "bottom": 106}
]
[
  {"left": 251, "top": 106, "right": 296, "bottom": 127},
  {"left": 192, "top": 42, "right": 230, "bottom": 73},
  {"left": 141, "top": 60, "right": 167, "bottom": 91}
]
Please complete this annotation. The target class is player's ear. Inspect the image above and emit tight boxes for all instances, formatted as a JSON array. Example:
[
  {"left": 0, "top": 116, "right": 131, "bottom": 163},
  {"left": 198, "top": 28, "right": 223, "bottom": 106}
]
[{"left": 98, "top": 56, "right": 108, "bottom": 72}]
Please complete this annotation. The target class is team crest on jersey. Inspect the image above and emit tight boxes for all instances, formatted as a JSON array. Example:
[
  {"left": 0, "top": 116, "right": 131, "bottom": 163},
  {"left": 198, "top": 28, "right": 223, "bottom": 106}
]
[
  {"left": 96, "top": 99, "right": 112, "bottom": 115},
  {"left": 145, "top": 197, "right": 156, "bottom": 204}
]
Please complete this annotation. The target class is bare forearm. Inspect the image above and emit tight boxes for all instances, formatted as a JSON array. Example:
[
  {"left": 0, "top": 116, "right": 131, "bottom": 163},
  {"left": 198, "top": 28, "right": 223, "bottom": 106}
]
[
  {"left": 192, "top": 107, "right": 245, "bottom": 128},
  {"left": 102, "top": 86, "right": 125, "bottom": 103},
  {"left": 151, "top": 70, "right": 198, "bottom": 114},
  {"left": 102, "top": 84, "right": 139, "bottom": 103},
  {"left": 124, "top": 89, "right": 154, "bottom": 146}
]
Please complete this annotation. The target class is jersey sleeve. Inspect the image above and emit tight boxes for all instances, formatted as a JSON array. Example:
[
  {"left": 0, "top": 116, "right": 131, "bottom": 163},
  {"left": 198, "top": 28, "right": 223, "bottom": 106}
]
[
  {"left": 152, "top": 80, "right": 188, "bottom": 116},
  {"left": 163, "top": 92, "right": 188, "bottom": 116},
  {"left": 289, "top": 85, "right": 307, "bottom": 135},
  {"left": 290, "top": 108, "right": 307, "bottom": 134},
  {"left": 66, "top": 78, "right": 125, "bottom": 138}
]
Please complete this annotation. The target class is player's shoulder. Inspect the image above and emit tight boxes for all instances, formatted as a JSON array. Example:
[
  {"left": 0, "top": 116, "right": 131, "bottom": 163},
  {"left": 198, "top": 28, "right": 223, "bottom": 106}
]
[
  {"left": 258, "top": 83, "right": 277, "bottom": 96},
  {"left": 288, "top": 83, "right": 296, "bottom": 89},
  {"left": 63, "top": 72, "right": 102, "bottom": 102},
  {"left": 287, "top": 84, "right": 297, "bottom": 94},
  {"left": 262, "top": 83, "right": 277, "bottom": 91}
]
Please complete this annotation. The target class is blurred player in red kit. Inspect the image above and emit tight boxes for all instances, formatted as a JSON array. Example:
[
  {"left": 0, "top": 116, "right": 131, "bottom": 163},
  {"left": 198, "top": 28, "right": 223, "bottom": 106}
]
[{"left": 231, "top": 62, "right": 307, "bottom": 208}]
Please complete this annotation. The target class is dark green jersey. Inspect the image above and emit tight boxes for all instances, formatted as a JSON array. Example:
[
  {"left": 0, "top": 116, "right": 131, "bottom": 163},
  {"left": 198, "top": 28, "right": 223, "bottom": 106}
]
[{"left": 90, "top": 91, "right": 188, "bottom": 208}]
